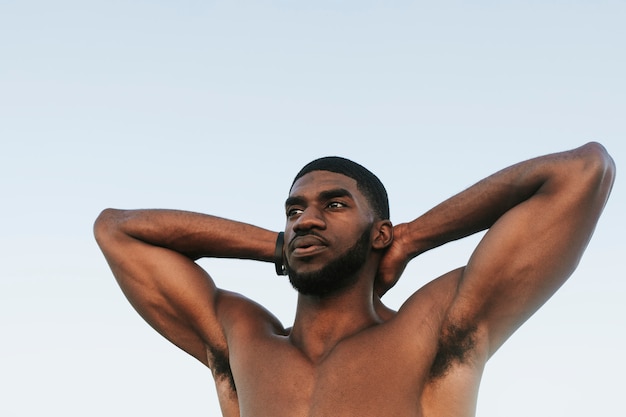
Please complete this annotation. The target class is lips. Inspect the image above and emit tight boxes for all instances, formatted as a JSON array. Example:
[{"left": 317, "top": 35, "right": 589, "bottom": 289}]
[{"left": 290, "top": 235, "right": 328, "bottom": 256}]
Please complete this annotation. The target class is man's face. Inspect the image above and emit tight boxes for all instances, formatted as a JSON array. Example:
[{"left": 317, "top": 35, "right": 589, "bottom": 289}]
[{"left": 284, "top": 171, "right": 375, "bottom": 296}]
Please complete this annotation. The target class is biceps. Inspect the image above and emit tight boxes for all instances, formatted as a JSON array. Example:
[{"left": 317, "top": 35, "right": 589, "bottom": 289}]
[
  {"left": 457, "top": 191, "right": 599, "bottom": 354},
  {"left": 101, "top": 234, "right": 220, "bottom": 365}
]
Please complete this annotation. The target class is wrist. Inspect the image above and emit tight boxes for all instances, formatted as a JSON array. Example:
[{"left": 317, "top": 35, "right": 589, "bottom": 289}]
[
  {"left": 399, "top": 218, "right": 438, "bottom": 260},
  {"left": 396, "top": 222, "right": 428, "bottom": 259}
]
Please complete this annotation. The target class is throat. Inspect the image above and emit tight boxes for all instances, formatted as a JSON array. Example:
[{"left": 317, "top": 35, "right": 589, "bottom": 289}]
[{"left": 289, "top": 297, "right": 382, "bottom": 363}]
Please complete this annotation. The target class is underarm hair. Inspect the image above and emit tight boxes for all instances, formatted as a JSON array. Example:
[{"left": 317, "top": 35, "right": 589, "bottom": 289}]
[
  {"left": 208, "top": 345, "right": 237, "bottom": 393},
  {"left": 429, "top": 323, "right": 477, "bottom": 379}
]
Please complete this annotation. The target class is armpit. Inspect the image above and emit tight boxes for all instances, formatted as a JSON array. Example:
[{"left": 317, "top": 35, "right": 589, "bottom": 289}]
[
  {"left": 429, "top": 323, "right": 477, "bottom": 379},
  {"left": 208, "top": 345, "right": 237, "bottom": 393}
]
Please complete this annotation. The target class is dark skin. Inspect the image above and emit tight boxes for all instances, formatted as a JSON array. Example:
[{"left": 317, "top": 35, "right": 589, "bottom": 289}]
[{"left": 94, "top": 142, "right": 615, "bottom": 417}]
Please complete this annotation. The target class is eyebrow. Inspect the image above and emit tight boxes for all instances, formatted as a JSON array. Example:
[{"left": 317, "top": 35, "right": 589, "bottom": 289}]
[{"left": 285, "top": 188, "right": 354, "bottom": 208}]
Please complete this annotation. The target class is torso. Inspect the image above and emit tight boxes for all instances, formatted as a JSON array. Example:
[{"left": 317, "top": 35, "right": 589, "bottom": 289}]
[{"left": 211, "top": 269, "right": 488, "bottom": 417}]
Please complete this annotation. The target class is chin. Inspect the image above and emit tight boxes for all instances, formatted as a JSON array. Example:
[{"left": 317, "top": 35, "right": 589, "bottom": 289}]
[
  {"left": 286, "top": 228, "right": 372, "bottom": 297},
  {"left": 287, "top": 262, "right": 362, "bottom": 297}
]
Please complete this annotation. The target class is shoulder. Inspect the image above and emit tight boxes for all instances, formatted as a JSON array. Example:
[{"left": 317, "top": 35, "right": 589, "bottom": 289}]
[
  {"left": 215, "top": 289, "right": 287, "bottom": 338},
  {"left": 374, "top": 269, "right": 462, "bottom": 360},
  {"left": 205, "top": 290, "right": 286, "bottom": 393},
  {"left": 392, "top": 268, "right": 490, "bottom": 375},
  {"left": 396, "top": 267, "right": 464, "bottom": 323}
]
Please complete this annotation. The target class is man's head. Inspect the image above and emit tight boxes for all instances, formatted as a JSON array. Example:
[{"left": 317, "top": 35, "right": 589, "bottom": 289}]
[{"left": 284, "top": 157, "right": 392, "bottom": 297}]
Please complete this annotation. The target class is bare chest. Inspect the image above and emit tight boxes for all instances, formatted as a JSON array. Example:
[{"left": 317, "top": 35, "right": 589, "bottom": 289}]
[{"left": 227, "top": 333, "right": 434, "bottom": 417}]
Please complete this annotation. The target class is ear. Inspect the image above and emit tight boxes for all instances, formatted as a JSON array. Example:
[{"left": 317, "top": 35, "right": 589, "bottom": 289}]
[{"left": 371, "top": 220, "right": 393, "bottom": 250}]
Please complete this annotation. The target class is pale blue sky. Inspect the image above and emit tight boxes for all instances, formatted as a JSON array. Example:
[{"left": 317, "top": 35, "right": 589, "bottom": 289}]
[{"left": 1, "top": 1, "right": 624, "bottom": 416}]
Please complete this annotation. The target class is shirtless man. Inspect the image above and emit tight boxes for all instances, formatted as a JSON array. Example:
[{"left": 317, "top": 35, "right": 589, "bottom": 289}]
[{"left": 94, "top": 142, "right": 614, "bottom": 417}]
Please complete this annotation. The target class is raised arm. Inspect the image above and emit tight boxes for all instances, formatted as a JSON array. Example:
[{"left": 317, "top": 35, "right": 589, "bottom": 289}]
[
  {"left": 380, "top": 142, "right": 615, "bottom": 355},
  {"left": 93, "top": 209, "right": 277, "bottom": 365}
]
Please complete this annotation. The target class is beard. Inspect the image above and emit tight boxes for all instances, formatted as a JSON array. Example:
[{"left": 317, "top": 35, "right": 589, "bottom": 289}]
[{"left": 286, "top": 227, "right": 371, "bottom": 297}]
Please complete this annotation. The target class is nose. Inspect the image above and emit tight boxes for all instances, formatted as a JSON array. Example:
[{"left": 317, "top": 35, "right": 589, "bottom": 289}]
[{"left": 292, "top": 206, "right": 326, "bottom": 234}]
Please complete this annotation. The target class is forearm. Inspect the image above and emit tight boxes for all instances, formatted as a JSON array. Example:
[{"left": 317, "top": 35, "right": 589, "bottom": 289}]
[
  {"left": 402, "top": 142, "right": 612, "bottom": 258},
  {"left": 94, "top": 208, "right": 277, "bottom": 262}
]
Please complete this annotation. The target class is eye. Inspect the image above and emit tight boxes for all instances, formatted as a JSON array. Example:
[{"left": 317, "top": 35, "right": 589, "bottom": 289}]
[
  {"left": 327, "top": 201, "right": 346, "bottom": 209},
  {"left": 286, "top": 207, "right": 304, "bottom": 218}
]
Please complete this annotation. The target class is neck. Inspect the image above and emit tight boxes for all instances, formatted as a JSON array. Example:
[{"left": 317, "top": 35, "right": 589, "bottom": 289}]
[{"left": 289, "top": 276, "right": 380, "bottom": 363}]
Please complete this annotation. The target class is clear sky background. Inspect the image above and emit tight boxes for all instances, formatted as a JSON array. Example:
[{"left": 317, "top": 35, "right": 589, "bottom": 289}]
[{"left": 1, "top": 1, "right": 624, "bottom": 416}]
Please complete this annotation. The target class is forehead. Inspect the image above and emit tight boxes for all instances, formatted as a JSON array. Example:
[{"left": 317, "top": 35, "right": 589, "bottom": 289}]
[{"left": 289, "top": 170, "right": 361, "bottom": 198}]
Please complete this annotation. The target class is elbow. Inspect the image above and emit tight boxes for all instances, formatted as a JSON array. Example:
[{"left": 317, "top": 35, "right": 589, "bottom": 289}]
[
  {"left": 93, "top": 208, "right": 125, "bottom": 246},
  {"left": 577, "top": 142, "right": 616, "bottom": 200},
  {"left": 580, "top": 141, "right": 616, "bottom": 183}
]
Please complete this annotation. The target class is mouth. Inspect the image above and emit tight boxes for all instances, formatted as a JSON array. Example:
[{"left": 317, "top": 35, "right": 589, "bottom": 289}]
[{"left": 290, "top": 235, "right": 328, "bottom": 257}]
